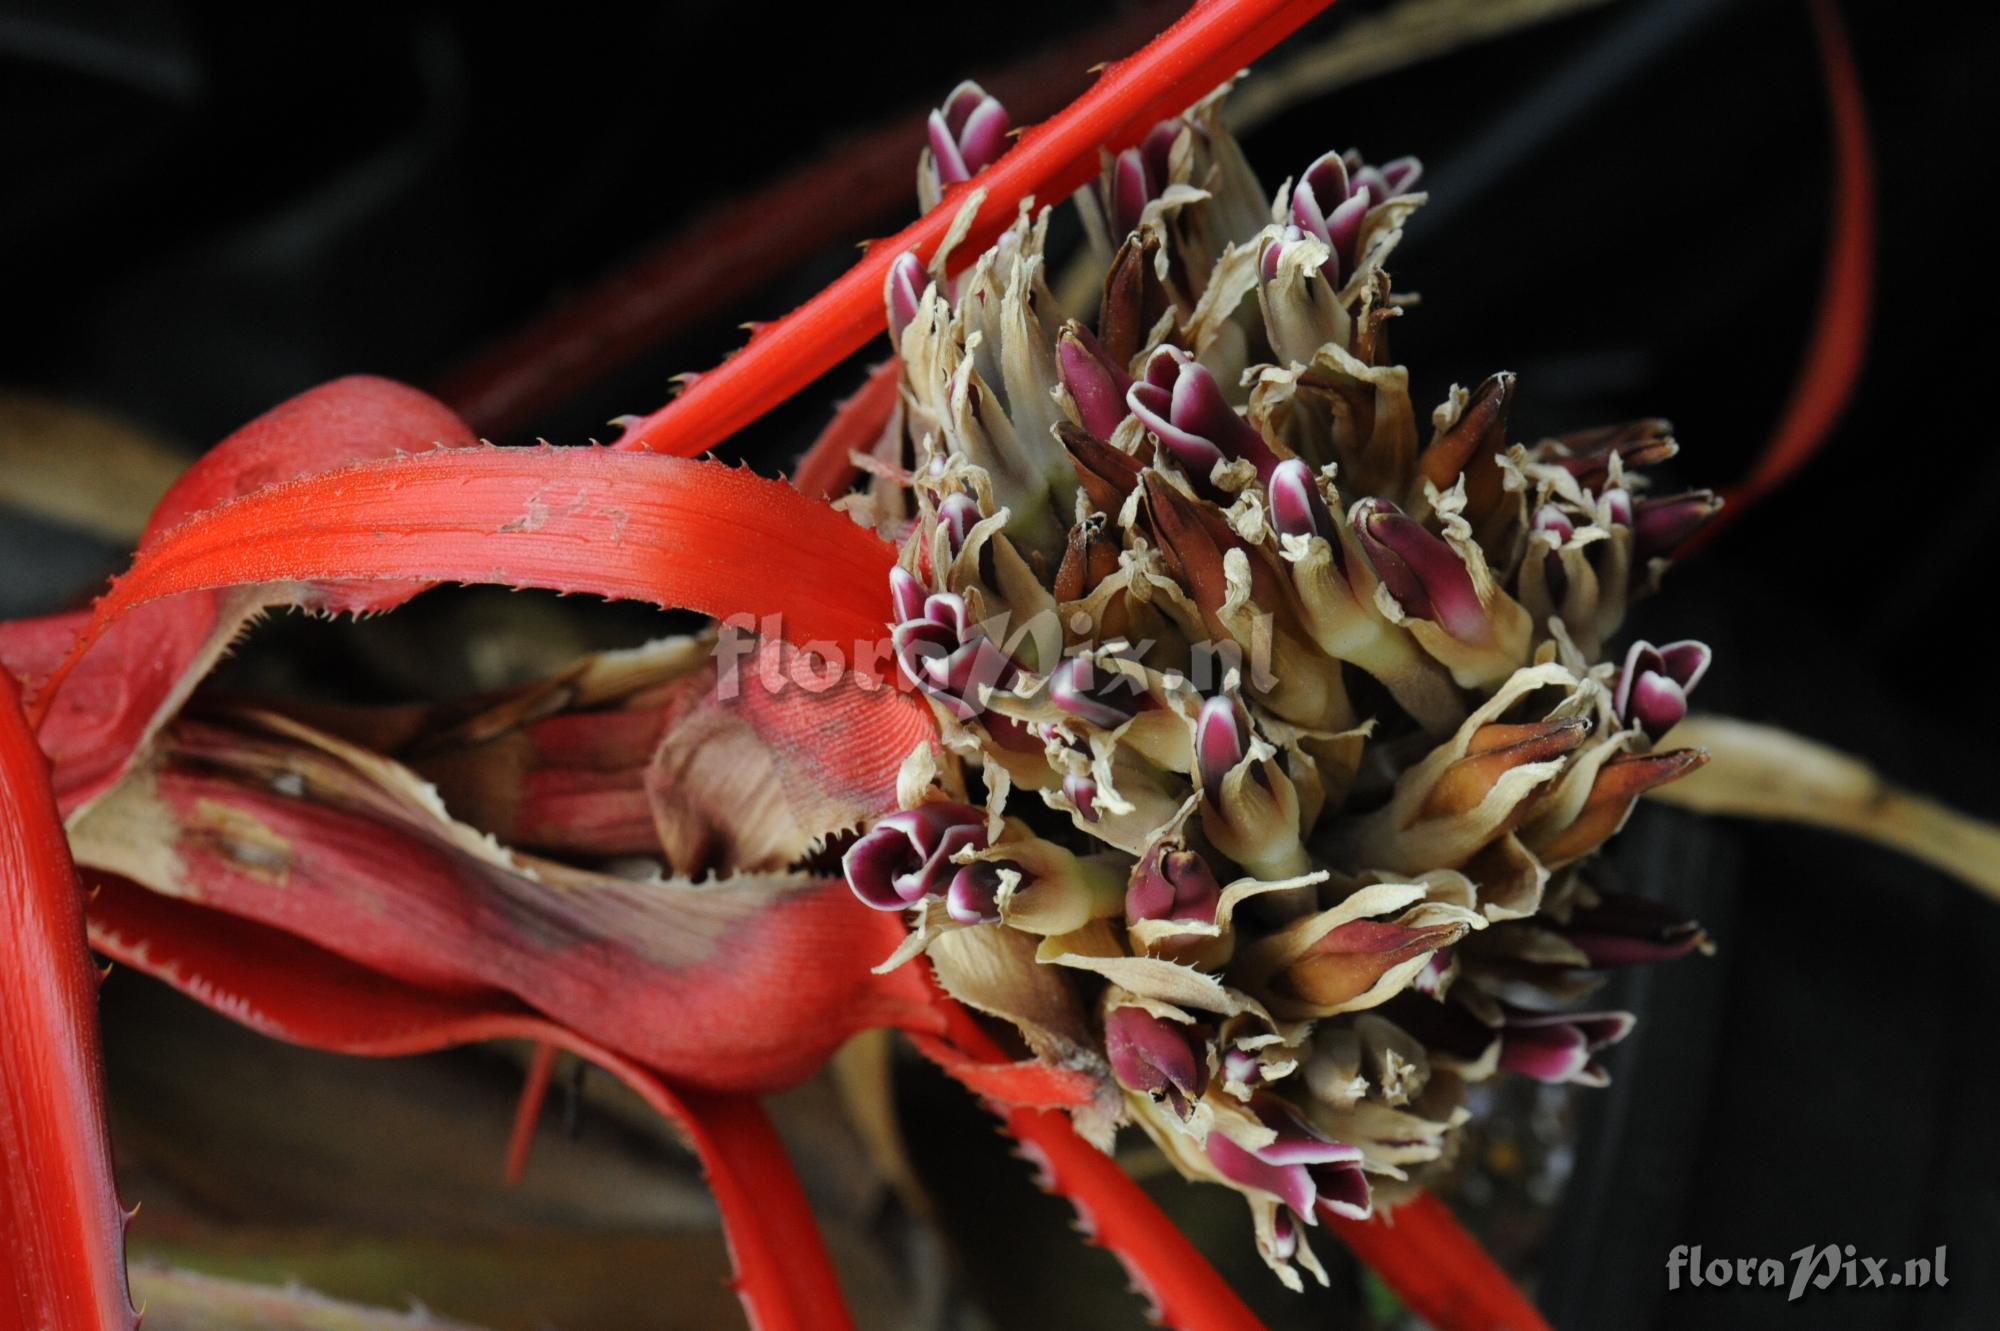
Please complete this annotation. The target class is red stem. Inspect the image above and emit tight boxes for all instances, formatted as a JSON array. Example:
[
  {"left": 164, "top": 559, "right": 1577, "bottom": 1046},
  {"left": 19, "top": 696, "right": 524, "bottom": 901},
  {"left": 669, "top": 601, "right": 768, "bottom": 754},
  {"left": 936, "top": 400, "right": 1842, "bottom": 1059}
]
[
  {"left": 612, "top": 0, "right": 1336, "bottom": 459},
  {"left": 1326, "top": 1192, "right": 1551, "bottom": 1331},
  {"left": 929, "top": 992, "right": 1265, "bottom": 1331},
  {"left": 0, "top": 674, "right": 136, "bottom": 1331},
  {"left": 504, "top": 1041, "right": 560, "bottom": 1186},
  {"left": 1696, "top": 0, "right": 1872, "bottom": 546}
]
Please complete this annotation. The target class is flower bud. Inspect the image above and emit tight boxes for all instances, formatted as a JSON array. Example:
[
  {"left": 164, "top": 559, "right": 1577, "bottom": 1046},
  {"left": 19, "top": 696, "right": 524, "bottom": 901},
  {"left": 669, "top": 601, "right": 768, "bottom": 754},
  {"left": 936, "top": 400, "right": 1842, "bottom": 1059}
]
[
  {"left": 1056, "top": 325, "right": 1134, "bottom": 441},
  {"left": 1351, "top": 498, "right": 1485, "bottom": 641},
  {"left": 1194, "top": 697, "right": 1309, "bottom": 882},
  {"left": 1546, "top": 418, "right": 1676, "bottom": 485},
  {"left": 1062, "top": 772, "right": 1099, "bottom": 823},
  {"left": 1613, "top": 639, "right": 1711, "bottom": 739},
  {"left": 1290, "top": 152, "right": 1371, "bottom": 284},
  {"left": 1272, "top": 916, "right": 1472, "bottom": 1013},
  {"left": 1126, "top": 841, "right": 1223, "bottom": 926},
  {"left": 1631, "top": 490, "right": 1723, "bottom": 561},
  {"left": 1058, "top": 420, "right": 1145, "bottom": 515},
  {"left": 1268, "top": 458, "right": 1333, "bottom": 541},
  {"left": 1106, "top": 1004, "right": 1210, "bottom": 1119},
  {"left": 1106, "top": 120, "right": 1182, "bottom": 235},
  {"left": 936, "top": 492, "right": 982, "bottom": 558},
  {"left": 1419, "top": 718, "right": 1591, "bottom": 820},
  {"left": 843, "top": 803, "right": 988, "bottom": 911}
]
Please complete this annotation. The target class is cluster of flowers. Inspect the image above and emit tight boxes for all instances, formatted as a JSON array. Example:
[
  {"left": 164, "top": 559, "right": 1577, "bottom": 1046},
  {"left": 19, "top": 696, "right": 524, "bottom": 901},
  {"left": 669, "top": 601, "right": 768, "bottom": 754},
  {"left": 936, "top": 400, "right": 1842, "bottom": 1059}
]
[{"left": 847, "top": 80, "right": 1718, "bottom": 1286}]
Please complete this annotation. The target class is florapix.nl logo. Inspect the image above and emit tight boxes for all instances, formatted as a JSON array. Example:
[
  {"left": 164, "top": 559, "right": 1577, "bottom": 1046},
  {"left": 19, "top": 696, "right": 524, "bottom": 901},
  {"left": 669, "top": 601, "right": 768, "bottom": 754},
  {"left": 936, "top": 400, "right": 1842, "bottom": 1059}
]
[{"left": 1668, "top": 1245, "right": 1948, "bottom": 1303}]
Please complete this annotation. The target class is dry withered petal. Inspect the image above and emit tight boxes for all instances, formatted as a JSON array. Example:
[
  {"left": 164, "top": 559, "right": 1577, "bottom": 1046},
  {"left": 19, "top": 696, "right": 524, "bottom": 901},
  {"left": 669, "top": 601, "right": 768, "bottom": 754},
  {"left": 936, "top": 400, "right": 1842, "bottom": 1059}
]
[{"left": 1528, "top": 748, "right": 1711, "bottom": 865}]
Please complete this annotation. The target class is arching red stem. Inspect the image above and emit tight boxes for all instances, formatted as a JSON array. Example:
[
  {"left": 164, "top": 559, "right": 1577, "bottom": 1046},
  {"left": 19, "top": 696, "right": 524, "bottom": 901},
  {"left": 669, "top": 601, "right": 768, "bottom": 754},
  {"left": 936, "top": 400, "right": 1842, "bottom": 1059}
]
[
  {"left": 31, "top": 447, "right": 902, "bottom": 728},
  {"left": 613, "top": 0, "right": 1336, "bottom": 459}
]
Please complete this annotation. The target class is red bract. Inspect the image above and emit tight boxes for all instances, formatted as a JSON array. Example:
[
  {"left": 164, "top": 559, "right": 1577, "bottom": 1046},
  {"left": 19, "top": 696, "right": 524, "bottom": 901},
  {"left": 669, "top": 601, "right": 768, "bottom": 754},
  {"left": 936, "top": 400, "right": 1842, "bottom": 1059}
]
[{"left": 1, "top": 674, "right": 136, "bottom": 1331}]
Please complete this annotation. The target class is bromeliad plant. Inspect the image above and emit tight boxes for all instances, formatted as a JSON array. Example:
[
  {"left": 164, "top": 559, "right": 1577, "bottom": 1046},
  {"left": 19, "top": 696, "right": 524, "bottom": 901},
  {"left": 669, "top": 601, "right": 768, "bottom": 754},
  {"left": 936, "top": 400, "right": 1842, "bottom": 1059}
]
[{"left": 0, "top": 0, "right": 1887, "bottom": 1328}]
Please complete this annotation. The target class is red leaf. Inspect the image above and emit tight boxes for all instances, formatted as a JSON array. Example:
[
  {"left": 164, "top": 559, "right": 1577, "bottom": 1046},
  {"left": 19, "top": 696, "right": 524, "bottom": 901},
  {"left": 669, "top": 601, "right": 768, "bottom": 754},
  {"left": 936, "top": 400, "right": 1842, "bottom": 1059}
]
[
  {"left": 0, "top": 673, "right": 137, "bottom": 1331},
  {"left": 84, "top": 876, "right": 855, "bottom": 1331},
  {"left": 613, "top": 0, "right": 1337, "bottom": 460},
  {"left": 30, "top": 446, "right": 902, "bottom": 737}
]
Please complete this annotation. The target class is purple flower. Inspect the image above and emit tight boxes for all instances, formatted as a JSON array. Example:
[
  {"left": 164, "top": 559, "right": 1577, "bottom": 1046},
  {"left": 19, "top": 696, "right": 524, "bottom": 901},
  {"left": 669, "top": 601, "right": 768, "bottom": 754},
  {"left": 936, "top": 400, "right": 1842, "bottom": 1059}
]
[
  {"left": 1205, "top": 1094, "right": 1372, "bottom": 1222},
  {"left": 927, "top": 81, "right": 1011, "bottom": 185},
  {"left": 1106, "top": 1005, "right": 1210, "bottom": 1118},
  {"left": 1351, "top": 498, "right": 1487, "bottom": 641},
  {"left": 889, "top": 568, "right": 1020, "bottom": 722},
  {"left": 1289, "top": 150, "right": 1421, "bottom": 285},
  {"left": 1126, "top": 841, "right": 1223, "bottom": 926},
  {"left": 1497, "top": 1009, "right": 1634, "bottom": 1088},
  {"left": 1127, "top": 347, "right": 1280, "bottom": 485},
  {"left": 1613, "top": 639, "right": 1711, "bottom": 739},
  {"left": 843, "top": 803, "right": 989, "bottom": 912},
  {"left": 1047, "top": 655, "right": 1147, "bottom": 730},
  {"left": 943, "top": 859, "right": 1019, "bottom": 925}
]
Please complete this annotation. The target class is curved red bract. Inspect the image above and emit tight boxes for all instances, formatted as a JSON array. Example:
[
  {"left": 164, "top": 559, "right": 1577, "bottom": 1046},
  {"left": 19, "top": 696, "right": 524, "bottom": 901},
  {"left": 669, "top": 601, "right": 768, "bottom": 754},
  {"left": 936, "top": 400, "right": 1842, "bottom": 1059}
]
[{"left": 29, "top": 446, "right": 904, "bottom": 735}]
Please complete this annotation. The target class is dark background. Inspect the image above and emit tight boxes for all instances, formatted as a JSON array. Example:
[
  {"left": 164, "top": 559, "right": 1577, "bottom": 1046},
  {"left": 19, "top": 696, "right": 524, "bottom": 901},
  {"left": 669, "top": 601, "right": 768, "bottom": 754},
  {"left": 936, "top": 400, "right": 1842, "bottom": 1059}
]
[{"left": 4, "top": 1, "right": 1995, "bottom": 1327}]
